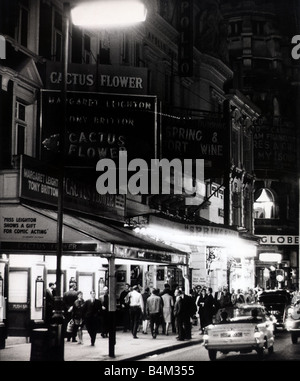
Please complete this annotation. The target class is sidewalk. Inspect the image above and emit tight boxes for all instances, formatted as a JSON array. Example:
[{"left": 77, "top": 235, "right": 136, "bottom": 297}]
[{"left": 0, "top": 327, "right": 204, "bottom": 362}]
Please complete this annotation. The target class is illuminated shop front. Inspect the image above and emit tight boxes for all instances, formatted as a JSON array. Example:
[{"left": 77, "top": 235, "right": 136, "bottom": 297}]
[
  {"left": 0, "top": 156, "right": 187, "bottom": 338},
  {"left": 255, "top": 235, "right": 299, "bottom": 290},
  {"left": 134, "top": 214, "right": 258, "bottom": 293},
  {"left": 0, "top": 204, "right": 187, "bottom": 338}
]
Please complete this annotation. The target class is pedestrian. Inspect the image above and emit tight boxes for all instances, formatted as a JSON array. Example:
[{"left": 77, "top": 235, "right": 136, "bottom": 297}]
[
  {"left": 119, "top": 283, "right": 131, "bottom": 332},
  {"left": 236, "top": 289, "right": 245, "bottom": 304},
  {"left": 72, "top": 291, "right": 85, "bottom": 344},
  {"left": 246, "top": 288, "right": 256, "bottom": 304},
  {"left": 219, "top": 288, "right": 232, "bottom": 309},
  {"left": 161, "top": 286, "right": 174, "bottom": 336},
  {"left": 197, "top": 288, "right": 207, "bottom": 333},
  {"left": 203, "top": 287, "right": 216, "bottom": 328},
  {"left": 171, "top": 287, "right": 179, "bottom": 333},
  {"left": 51, "top": 282, "right": 57, "bottom": 297},
  {"left": 184, "top": 289, "right": 197, "bottom": 339},
  {"left": 231, "top": 288, "right": 237, "bottom": 306},
  {"left": 100, "top": 286, "right": 109, "bottom": 338},
  {"left": 45, "top": 282, "right": 55, "bottom": 325},
  {"left": 214, "top": 286, "right": 223, "bottom": 311},
  {"left": 146, "top": 288, "right": 163, "bottom": 339},
  {"left": 219, "top": 310, "right": 229, "bottom": 324},
  {"left": 173, "top": 289, "right": 185, "bottom": 341},
  {"left": 83, "top": 290, "right": 102, "bottom": 346},
  {"left": 127, "top": 285, "right": 144, "bottom": 339},
  {"left": 141, "top": 287, "right": 150, "bottom": 334},
  {"left": 63, "top": 283, "right": 78, "bottom": 342}
]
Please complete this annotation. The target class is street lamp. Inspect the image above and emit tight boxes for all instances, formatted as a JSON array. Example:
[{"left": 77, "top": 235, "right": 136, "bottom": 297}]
[
  {"left": 54, "top": 0, "right": 147, "bottom": 361},
  {"left": 71, "top": 0, "right": 147, "bottom": 27}
]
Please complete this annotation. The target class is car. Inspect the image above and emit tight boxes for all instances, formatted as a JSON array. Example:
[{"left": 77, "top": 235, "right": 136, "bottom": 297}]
[
  {"left": 257, "top": 289, "right": 291, "bottom": 330},
  {"left": 285, "top": 298, "right": 300, "bottom": 344},
  {"left": 203, "top": 304, "right": 275, "bottom": 361}
]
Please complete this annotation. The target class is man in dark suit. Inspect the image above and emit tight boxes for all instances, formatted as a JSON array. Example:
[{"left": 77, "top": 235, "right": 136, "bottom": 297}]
[
  {"left": 174, "top": 289, "right": 195, "bottom": 340},
  {"left": 100, "top": 286, "right": 109, "bottom": 338},
  {"left": 119, "top": 283, "right": 131, "bottom": 332},
  {"left": 63, "top": 283, "right": 78, "bottom": 342},
  {"left": 83, "top": 290, "right": 102, "bottom": 346},
  {"left": 214, "top": 287, "right": 223, "bottom": 311},
  {"left": 45, "top": 282, "right": 55, "bottom": 325}
]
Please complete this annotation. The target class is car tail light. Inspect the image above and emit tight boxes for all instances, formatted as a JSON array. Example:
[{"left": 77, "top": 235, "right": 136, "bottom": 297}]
[
  {"left": 203, "top": 328, "right": 209, "bottom": 342},
  {"left": 254, "top": 326, "right": 260, "bottom": 339}
]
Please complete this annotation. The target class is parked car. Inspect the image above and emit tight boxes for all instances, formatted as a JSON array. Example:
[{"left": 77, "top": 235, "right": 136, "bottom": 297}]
[
  {"left": 285, "top": 298, "right": 300, "bottom": 344},
  {"left": 203, "top": 304, "right": 275, "bottom": 361},
  {"left": 257, "top": 289, "right": 291, "bottom": 330}
]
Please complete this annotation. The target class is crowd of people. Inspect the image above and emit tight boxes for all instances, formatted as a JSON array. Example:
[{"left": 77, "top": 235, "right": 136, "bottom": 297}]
[
  {"left": 44, "top": 280, "right": 274, "bottom": 345},
  {"left": 118, "top": 284, "right": 265, "bottom": 340},
  {"left": 45, "top": 281, "right": 110, "bottom": 346},
  {"left": 118, "top": 282, "right": 197, "bottom": 341}
]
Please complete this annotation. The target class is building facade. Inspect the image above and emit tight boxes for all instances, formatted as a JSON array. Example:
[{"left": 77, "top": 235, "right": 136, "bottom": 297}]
[
  {"left": 0, "top": 0, "right": 264, "bottom": 343},
  {"left": 221, "top": 0, "right": 300, "bottom": 290}
]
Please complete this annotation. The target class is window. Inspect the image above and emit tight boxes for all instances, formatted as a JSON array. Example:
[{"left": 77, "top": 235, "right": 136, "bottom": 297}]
[
  {"left": 229, "top": 21, "right": 242, "bottom": 37},
  {"left": 159, "top": 0, "right": 169, "bottom": 19},
  {"left": 254, "top": 188, "right": 277, "bottom": 219},
  {"left": 17, "top": 0, "right": 29, "bottom": 47},
  {"left": 53, "top": 11, "right": 62, "bottom": 61},
  {"left": 72, "top": 25, "right": 83, "bottom": 63},
  {"left": 252, "top": 21, "right": 265, "bottom": 36},
  {"left": 231, "top": 127, "right": 240, "bottom": 165},
  {"left": 243, "top": 134, "right": 252, "bottom": 172},
  {"left": 15, "top": 101, "right": 27, "bottom": 156},
  {"left": 84, "top": 34, "right": 91, "bottom": 64},
  {"left": 99, "top": 42, "right": 110, "bottom": 65},
  {"left": 122, "top": 34, "right": 130, "bottom": 64},
  {"left": 98, "top": 31, "right": 110, "bottom": 65},
  {"left": 134, "top": 41, "right": 141, "bottom": 67}
]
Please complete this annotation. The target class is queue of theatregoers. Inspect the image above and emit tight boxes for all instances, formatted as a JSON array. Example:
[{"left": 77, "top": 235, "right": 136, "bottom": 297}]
[{"left": 45, "top": 282, "right": 268, "bottom": 345}]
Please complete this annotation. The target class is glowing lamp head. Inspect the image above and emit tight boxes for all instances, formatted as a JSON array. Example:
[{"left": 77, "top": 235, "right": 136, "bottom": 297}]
[{"left": 71, "top": 0, "right": 147, "bottom": 27}]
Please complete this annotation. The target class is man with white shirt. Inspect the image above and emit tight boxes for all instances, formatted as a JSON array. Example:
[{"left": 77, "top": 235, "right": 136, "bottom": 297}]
[
  {"left": 127, "top": 285, "right": 144, "bottom": 339},
  {"left": 146, "top": 288, "right": 163, "bottom": 339}
]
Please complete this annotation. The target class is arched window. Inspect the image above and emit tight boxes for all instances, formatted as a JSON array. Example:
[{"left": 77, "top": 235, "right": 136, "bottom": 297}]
[{"left": 254, "top": 188, "right": 277, "bottom": 219}]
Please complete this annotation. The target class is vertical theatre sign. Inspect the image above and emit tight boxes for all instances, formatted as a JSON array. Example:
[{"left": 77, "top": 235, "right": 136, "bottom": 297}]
[{"left": 178, "top": 0, "right": 194, "bottom": 77}]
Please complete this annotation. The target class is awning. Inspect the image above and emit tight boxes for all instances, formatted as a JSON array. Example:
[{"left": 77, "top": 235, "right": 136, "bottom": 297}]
[{"left": 0, "top": 203, "right": 187, "bottom": 265}]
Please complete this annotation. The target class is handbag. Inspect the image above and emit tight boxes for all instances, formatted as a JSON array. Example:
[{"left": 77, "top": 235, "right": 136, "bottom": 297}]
[{"left": 67, "top": 319, "right": 74, "bottom": 333}]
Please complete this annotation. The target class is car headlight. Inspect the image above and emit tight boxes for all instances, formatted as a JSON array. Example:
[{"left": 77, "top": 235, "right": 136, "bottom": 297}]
[{"left": 285, "top": 320, "right": 294, "bottom": 330}]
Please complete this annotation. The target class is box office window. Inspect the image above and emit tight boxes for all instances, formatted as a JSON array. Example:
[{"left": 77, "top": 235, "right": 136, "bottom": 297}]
[
  {"left": 78, "top": 273, "right": 95, "bottom": 301},
  {"left": 9, "top": 271, "right": 28, "bottom": 303}
]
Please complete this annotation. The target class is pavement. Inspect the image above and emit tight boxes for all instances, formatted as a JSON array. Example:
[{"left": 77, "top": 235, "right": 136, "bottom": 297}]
[{"left": 0, "top": 326, "right": 204, "bottom": 362}]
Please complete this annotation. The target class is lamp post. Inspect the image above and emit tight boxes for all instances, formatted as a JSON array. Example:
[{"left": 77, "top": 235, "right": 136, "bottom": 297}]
[{"left": 53, "top": 0, "right": 147, "bottom": 361}]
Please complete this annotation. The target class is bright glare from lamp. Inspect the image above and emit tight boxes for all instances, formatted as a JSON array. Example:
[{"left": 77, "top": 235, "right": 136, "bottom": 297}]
[
  {"left": 259, "top": 253, "right": 282, "bottom": 263},
  {"left": 71, "top": 1, "right": 147, "bottom": 27}
]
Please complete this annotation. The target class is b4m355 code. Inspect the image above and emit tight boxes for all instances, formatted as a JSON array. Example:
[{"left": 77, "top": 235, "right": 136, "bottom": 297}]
[{"left": 147, "top": 365, "right": 195, "bottom": 376}]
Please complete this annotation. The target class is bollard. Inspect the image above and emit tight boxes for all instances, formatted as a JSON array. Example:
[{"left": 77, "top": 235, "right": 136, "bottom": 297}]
[
  {"left": 0, "top": 322, "right": 6, "bottom": 349},
  {"left": 48, "top": 323, "right": 64, "bottom": 361},
  {"left": 30, "top": 328, "right": 49, "bottom": 361}
]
